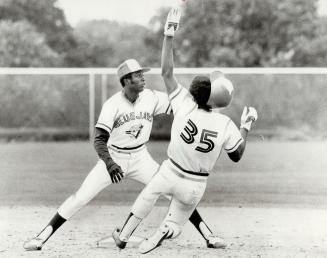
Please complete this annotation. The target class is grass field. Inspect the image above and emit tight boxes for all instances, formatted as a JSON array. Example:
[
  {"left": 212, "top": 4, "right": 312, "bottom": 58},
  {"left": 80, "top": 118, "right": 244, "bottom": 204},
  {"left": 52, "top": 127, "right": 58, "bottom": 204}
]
[
  {"left": 1, "top": 140, "right": 327, "bottom": 207},
  {"left": 1, "top": 140, "right": 327, "bottom": 257}
]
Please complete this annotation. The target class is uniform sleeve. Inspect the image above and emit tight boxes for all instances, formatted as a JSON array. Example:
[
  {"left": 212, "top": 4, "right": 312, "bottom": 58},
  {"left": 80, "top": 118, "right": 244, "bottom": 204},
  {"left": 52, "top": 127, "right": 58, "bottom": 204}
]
[
  {"left": 95, "top": 99, "right": 117, "bottom": 133},
  {"left": 168, "top": 84, "right": 197, "bottom": 116},
  {"left": 153, "top": 90, "right": 172, "bottom": 116},
  {"left": 223, "top": 119, "right": 244, "bottom": 153}
]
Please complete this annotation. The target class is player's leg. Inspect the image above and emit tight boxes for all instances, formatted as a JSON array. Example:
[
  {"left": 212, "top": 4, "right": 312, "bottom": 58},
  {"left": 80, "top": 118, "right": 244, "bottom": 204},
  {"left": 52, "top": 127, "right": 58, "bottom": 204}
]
[
  {"left": 173, "top": 174, "right": 227, "bottom": 248},
  {"left": 128, "top": 152, "right": 225, "bottom": 249},
  {"left": 138, "top": 177, "right": 206, "bottom": 253},
  {"left": 24, "top": 159, "right": 114, "bottom": 251},
  {"left": 138, "top": 199, "right": 199, "bottom": 254},
  {"left": 162, "top": 160, "right": 226, "bottom": 248},
  {"left": 189, "top": 208, "right": 226, "bottom": 248},
  {"left": 112, "top": 147, "right": 162, "bottom": 248},
  {"left": 113, "top": 166, "right": 172, "bottom": 249}
]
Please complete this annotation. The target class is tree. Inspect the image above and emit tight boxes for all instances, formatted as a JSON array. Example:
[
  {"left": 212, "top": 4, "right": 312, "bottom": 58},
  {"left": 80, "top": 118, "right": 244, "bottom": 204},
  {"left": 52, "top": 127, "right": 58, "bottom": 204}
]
[
  {"left": 0, "top": 0, "right": 79, "bottom": 66},
  {"left": 74, "top": 20, "right": 155, "bottom": 66},
  {"left": 290, "top": 16, "right": 327, "bottom": 66},
  {"left": 290, "top": 36, "right": 327, "bottom": 66},
  {"left": 148, "top": 0, "right": 323, "bottom": 67},
  {"left": 0, "top": 20, "right": 61, "bottom": 66}
]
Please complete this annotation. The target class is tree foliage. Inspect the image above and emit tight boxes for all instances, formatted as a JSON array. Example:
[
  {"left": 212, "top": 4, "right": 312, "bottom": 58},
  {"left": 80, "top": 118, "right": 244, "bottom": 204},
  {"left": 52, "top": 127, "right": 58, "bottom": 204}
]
[
  {"left": 0, "top": 0, "right": 326, "bottom": 67},
  {"left": 147, "top": 0, "right": 324, "bottom": 67},
  {"left": 74, "top": 20, "right": 157, "bottom": 66},
  {"left": 0, "top": 0, "right": 84, "bottom": 66},
  {"left": 0, "top": 0, "right": 76, "bottom": 53},
  {"left": 0, "top": 20, "right": 61, "bottom": 66}
]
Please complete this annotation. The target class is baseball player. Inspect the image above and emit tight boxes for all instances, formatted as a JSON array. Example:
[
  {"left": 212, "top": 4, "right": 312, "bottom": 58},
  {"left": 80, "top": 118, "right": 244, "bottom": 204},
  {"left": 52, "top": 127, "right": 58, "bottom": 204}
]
[
  {"left": 112, "top": 8, "right": 258, "bottom": 254},
  {"left": 23, "top": 58, "right": 225, "bottom": 251}
]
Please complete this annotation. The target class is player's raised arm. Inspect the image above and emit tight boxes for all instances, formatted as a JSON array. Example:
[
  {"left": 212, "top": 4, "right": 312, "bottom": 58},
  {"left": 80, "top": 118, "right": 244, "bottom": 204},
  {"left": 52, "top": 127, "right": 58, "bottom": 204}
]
[{"left": 161, "top": 7, "right": 181, "bottom": 94}]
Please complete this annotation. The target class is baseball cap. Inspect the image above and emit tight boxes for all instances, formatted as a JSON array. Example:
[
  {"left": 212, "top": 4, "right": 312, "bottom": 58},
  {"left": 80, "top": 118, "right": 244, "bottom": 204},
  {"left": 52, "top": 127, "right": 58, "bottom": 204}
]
[{"left": 117, "top": 59, "right": 150, "bottom": 79}]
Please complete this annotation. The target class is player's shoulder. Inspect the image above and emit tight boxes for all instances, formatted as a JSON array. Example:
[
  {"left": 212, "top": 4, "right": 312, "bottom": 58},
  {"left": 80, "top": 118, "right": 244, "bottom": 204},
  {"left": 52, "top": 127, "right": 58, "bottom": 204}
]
[
  {"left": 211, "top": 111, "right": 233, "bottom": 124},
  {"left": 168, "top": 84, "right": 190, "bottom": 103},
  {"left": 103, "top": 91, "right": 122, "bottom": 106},
  {"left": 142, "top": 88, "right": 155, "bottom": 95},
  {"left": 142, "top": 88, "right": 167, "bottom": 98}
]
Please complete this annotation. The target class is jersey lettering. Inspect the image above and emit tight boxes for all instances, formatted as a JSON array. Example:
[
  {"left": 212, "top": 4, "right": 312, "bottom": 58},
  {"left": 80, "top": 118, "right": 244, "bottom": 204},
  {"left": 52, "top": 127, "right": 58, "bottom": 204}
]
[
  {"left": 113, "top": 111, "right": 153, "bottom": 129},
  {"left": 180, "top": 119, "right": 198, "bottom": 144},
  {"left": 180, "top": 120, "right": 218, "bottom": 153}
]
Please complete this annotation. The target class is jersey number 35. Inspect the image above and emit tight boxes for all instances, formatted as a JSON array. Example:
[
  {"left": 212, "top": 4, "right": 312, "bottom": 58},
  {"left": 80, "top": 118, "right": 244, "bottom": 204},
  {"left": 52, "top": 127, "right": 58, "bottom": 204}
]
[{"left": 180, "top": 119, "right": 218, "bottom": 153}]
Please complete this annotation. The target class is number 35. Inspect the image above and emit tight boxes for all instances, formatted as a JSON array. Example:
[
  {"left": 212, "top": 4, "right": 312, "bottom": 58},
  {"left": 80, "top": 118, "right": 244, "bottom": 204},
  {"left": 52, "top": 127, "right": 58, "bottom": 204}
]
[{"left": 180, "top": 119, "right": 218, "bottom": 153}]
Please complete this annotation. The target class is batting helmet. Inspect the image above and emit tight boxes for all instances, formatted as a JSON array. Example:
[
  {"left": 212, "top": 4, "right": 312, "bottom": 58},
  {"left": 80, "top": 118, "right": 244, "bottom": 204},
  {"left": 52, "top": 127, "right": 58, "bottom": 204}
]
[{"left": 208, "top": 71, "right": 234, "bottom": 108}]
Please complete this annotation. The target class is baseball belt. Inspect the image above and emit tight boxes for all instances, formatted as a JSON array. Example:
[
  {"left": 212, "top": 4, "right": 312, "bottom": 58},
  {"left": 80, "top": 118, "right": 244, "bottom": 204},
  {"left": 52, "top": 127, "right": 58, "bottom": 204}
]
[
  {"left": 109, "top": 144, "right": 145, "bottom": 154},
  {"left": 169, "top": 158, "right": 209, "bottom": 182}
]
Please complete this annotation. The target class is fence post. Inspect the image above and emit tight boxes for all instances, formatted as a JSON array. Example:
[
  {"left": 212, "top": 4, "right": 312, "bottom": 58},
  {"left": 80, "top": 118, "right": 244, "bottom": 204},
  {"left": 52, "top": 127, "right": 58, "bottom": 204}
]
[
  {"left": 101, "top": 74, "right": 107, "bottom": 104},
  {"left": 89, "top": 74, "right": 95, "bottom": 141}
]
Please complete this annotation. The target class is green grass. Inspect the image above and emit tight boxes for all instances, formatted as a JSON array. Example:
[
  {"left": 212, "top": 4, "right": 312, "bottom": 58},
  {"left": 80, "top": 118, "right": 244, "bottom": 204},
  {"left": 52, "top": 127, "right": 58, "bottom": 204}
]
[{"left": 1, "top": 140, "right": 327, "bottom": 208}]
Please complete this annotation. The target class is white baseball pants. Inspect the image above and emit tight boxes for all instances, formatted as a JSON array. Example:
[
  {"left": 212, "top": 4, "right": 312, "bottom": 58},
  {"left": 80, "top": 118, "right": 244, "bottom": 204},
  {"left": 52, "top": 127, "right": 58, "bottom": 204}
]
[
  {"left": 58, "top": 147, "right": 159, "bottom": 219},
  {"left": 131, "top": 159, "right": 207, "bottom": 229}
]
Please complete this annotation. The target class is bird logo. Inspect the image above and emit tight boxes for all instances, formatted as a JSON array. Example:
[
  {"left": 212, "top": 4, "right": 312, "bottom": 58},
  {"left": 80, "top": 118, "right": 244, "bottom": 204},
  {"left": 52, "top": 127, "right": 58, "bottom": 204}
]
[{"left": 126, "top": 124, "right": 144, "bottom": 139}]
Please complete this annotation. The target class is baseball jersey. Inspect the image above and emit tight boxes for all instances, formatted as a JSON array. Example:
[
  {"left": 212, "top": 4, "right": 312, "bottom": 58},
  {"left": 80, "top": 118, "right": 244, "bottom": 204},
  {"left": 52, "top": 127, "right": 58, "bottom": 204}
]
[
  {"left": 96, "top": 89, "right": 171, "bottom": 148},
  {"left": 167, "top": 84, "right": 243, "bottom": 175}
]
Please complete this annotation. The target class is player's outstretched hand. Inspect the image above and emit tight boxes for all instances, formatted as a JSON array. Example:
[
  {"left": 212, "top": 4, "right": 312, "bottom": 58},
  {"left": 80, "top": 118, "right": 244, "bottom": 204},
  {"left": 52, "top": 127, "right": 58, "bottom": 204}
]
[
  {"left": 240, "top": 106, "right": 258, "bottom": 131},
  {"left": 164, "top": 7, "right": 181, "bottom": 37},
  {"left": 107, "top": 162, "right": 124, "bottom": 183}
]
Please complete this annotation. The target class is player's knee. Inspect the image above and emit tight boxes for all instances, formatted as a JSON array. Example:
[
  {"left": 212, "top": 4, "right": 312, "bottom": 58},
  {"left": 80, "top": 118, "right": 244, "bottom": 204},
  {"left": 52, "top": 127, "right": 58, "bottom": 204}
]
[
  {"left": 72, "top": 192, "right": 90, "bottom": 208},
  {"left": 58, "top": 193, "right": 86, "bottom": 219},
  {"left": 163, "top": 194, "right": 172, "bottom": 201},
  {"left": 161, "top": 221, "right": 181, "bottom": 239},
  {"left": 131, "top": 196, "right": 157, "bottom": 218}
]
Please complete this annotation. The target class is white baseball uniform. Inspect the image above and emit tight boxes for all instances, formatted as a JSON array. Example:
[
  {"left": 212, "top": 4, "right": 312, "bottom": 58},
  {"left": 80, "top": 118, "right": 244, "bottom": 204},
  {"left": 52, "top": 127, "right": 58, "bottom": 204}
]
[
  {"left": 131, "top": 84, "right": 243, "bottom": 229},
  {"left": 58, "top": 89, "right": 171, "bottom": 219}
]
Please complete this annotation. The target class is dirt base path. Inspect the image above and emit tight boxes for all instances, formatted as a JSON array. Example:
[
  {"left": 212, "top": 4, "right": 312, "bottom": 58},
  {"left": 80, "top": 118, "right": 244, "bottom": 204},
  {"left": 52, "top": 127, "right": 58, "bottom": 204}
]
[{"left": 1, "top": 205, "right": 327, "bottom": 258}]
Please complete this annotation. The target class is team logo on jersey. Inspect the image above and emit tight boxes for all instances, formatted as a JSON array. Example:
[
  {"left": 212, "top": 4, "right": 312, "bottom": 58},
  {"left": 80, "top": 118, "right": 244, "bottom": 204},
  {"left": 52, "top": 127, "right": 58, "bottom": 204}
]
[
  {"left": 113, "top": 111, "right": 152, "bottom": 129},
  {"left": 126, "top": 124, "right": 144, "bottom": 139}
]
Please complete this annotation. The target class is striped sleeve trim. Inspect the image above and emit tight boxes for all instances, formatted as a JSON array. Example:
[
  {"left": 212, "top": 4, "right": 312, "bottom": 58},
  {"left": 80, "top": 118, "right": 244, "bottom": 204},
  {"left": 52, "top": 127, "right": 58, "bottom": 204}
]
[
  {"left": 153, "top": 97, "right": 160, "bottom": 114},
  {"left": 165, "top": 103, "right": 172, "bottom": 114},
  {"left": 95, "top": 123, "right": 112, "bottom": 133},
  {"left": 225, "top": 138, "right": 244, "bottom": 153},
  {"left": 169, "top": 85, "right": 183, "bottom": 102}
]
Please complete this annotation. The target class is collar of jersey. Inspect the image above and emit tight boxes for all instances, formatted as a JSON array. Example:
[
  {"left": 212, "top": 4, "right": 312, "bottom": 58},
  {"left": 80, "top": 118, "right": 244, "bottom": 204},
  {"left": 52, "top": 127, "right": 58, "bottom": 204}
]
[{"left": 121, "top": 90, "right": 142, "bottom": 105}]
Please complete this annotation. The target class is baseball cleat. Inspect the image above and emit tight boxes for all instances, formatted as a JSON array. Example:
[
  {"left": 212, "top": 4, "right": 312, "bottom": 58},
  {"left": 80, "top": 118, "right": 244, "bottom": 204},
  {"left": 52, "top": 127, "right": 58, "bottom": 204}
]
[
  {"left": 23, "top": 237, "right": 44, "bottom": 251},
  {"left": 206, "top": 235, "right": 227, "bottom": 249},
  {"left": 112, "top": 227, "right": 127, "bottom": 249},
  {"left": 138, "top": 226, "right": 169, "bottom": 254}
]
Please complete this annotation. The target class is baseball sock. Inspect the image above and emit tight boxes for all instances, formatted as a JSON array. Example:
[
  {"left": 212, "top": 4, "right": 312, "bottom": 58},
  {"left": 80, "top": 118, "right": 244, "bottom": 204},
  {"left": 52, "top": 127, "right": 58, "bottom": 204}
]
[
  {"left": 37, "top": 212, "right": 66, "bottom": 243},
  {"left": 119, "top": 212, "right": 142, "bottom": 242},
  {"left": 189, "top": 209, "right": 212, "bottom": 240}
]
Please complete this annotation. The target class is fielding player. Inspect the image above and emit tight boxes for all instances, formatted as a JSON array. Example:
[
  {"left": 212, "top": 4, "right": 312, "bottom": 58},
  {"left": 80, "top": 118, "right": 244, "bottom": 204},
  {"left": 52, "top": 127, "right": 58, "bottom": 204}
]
[
  {"left": 23, "top": 58, "right": 226, "bottom": 251},
  {"left": 112, "top": 7, "right": 258, "bottom": 254}
]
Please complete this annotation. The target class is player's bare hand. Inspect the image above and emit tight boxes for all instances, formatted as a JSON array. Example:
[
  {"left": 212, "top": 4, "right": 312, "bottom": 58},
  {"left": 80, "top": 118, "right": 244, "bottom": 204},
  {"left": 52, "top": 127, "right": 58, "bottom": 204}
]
[
  {"left": 164, "top": 7, "right": 181, "bottom": 37},
  {"left": 240, "top": 106, "right": 258, "bottom": 131},
  {"left": 107, "top": 163, "right": 124, "bottom": 183}
]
